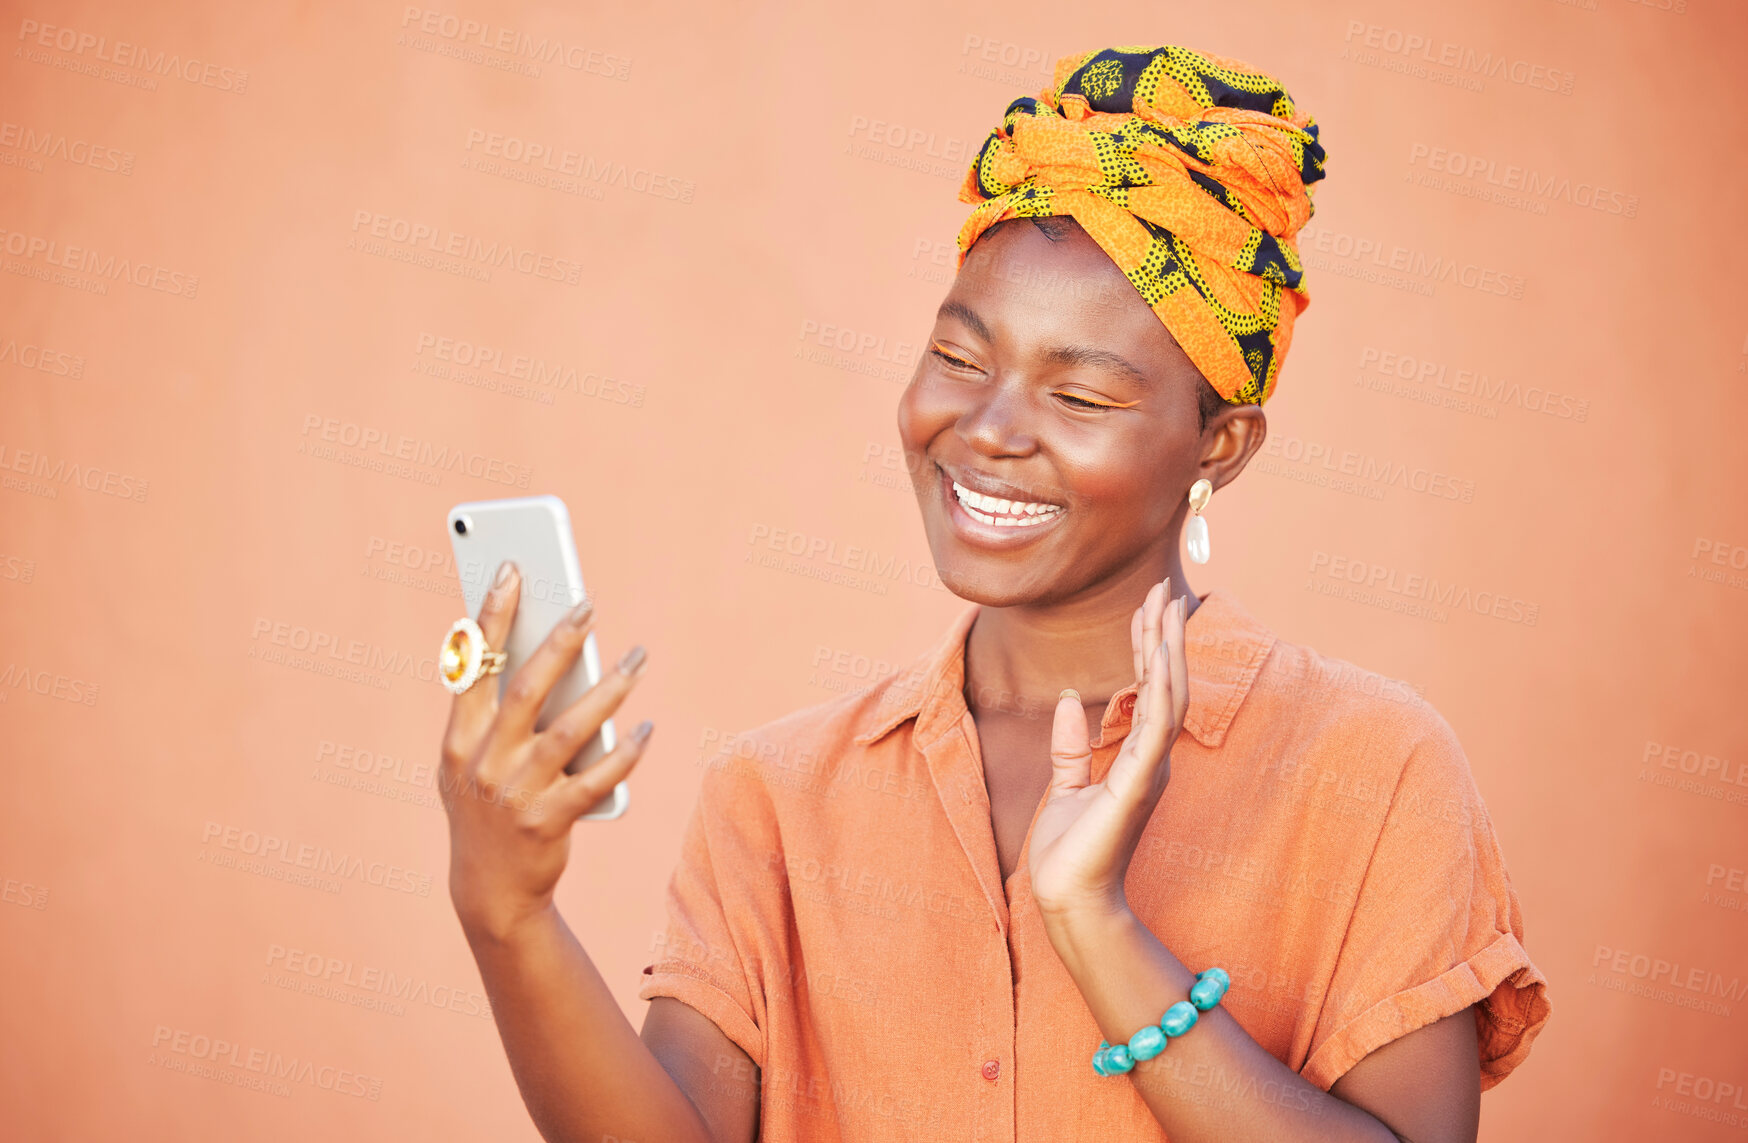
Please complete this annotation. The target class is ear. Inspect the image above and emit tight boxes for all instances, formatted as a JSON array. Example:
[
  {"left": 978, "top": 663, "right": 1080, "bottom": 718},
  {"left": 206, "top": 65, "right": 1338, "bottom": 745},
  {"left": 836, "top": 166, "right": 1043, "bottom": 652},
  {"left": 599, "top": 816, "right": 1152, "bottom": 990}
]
[{"left": 1198, "top": 404, "right": 1267, "bottom": 493}]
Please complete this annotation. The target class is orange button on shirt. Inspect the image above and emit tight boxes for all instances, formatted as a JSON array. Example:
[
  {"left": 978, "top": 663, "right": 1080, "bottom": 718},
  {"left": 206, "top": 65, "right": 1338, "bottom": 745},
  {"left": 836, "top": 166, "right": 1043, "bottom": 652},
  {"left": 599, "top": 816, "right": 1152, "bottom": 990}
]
[{"left": 639, "top": 591, "right": 1550, "bottom": 1141}]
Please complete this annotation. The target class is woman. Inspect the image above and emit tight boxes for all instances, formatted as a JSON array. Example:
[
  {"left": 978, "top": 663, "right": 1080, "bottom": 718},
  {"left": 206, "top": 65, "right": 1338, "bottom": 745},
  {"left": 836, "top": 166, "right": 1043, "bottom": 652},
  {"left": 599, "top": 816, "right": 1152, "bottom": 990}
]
[{"left": 437, "top": 45, "right": 1549, "bottom": 1143}]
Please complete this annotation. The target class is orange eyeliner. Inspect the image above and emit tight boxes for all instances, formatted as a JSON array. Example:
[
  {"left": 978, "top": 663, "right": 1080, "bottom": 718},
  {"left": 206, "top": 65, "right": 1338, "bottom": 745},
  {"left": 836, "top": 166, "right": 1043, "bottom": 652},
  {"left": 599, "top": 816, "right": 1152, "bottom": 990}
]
[
  {"left": 930, "top": 344, "right": 1137, "bottom": 409},
  {"left": 1057, "top": 393, "right": 1142, "bottom": 409}
]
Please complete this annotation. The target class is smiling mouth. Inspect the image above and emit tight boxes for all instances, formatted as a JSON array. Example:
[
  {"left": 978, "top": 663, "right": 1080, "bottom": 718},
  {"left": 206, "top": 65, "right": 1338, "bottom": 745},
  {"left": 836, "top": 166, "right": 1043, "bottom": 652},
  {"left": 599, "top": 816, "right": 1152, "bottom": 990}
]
[{"left": 949, "top": 478, "right": 1064, "bottom": 528}]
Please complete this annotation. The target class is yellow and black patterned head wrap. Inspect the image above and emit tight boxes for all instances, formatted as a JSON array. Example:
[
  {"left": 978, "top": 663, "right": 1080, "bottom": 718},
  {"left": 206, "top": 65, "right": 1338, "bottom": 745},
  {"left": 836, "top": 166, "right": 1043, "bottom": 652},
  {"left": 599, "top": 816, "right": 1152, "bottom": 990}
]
[{"left": 958, "top": 45, "right": 1327, "bottom": 405}]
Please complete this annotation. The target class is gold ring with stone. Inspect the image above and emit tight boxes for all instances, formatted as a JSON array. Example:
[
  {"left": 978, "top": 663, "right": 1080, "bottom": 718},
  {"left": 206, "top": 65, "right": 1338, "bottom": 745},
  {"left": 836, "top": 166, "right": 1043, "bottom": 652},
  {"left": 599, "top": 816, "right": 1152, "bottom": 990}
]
[{"left": 438, "top": 617, "right": 507, "bottom": 695}]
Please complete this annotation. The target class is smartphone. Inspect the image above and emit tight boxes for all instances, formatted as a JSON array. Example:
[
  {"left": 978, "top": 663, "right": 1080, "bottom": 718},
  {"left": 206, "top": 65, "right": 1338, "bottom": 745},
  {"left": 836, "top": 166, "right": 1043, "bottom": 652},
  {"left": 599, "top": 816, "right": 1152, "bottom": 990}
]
[{"left": 446, "top": 494, "right": 628, "bottom": 820}]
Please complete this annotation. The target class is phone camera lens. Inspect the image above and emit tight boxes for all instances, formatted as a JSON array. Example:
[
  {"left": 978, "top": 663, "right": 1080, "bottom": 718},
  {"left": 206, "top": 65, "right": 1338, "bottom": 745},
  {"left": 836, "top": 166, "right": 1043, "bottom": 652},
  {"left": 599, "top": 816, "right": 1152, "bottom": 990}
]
[{"left": 453, "top": 516, "right": 470, "bottom": 536}]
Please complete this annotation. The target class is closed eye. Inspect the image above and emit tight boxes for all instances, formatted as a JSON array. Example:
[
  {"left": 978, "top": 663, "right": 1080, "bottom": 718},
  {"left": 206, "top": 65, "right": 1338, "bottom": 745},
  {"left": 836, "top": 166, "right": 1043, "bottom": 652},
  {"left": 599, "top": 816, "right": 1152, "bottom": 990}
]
[
  {"left": 1054, "top": 391, "right": 1139, "bottom": 410},
  {"left": 929, "top": 344, "right": 980, "bottom": 371},
  {"left": 930, "top": 343, "right": 1136, "bottom": 410}
]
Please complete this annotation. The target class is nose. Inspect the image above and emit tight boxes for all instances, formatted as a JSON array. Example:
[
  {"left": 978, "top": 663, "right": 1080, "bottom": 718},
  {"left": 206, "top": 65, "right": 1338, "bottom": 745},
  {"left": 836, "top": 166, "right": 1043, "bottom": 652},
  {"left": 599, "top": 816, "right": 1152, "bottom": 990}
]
[{"left": 956, "top": 379, "right": 1038, "bottom": 459}]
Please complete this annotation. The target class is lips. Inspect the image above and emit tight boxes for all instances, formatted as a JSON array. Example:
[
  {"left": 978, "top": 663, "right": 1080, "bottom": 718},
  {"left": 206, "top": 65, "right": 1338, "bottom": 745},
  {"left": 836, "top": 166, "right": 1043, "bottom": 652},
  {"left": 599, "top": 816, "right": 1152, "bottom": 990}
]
[
  {"left": 949, "top": 480, "right": 1062, "bottom": 527},
  {"left": 936, "top": 463, "right": 1066, "bottom": 542}
]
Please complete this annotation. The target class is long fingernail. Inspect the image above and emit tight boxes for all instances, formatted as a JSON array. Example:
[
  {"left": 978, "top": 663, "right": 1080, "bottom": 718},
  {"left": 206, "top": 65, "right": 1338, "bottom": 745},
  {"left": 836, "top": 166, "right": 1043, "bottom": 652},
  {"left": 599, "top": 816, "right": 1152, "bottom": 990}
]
[
  {"left": 494, "top": 560, "right": 516, "bottom": 588},
  {"left": 568, "top": 596, "right": 594, "bottom": 627},
  {"left": 617, "top": 645, "right": 647, "bottom": 677},
  {"left": 1059, "top": 687, "right": 1080, "bottom": 703},
  {"left": 631, "top": 719, "right": 654, "bottom": 746}
]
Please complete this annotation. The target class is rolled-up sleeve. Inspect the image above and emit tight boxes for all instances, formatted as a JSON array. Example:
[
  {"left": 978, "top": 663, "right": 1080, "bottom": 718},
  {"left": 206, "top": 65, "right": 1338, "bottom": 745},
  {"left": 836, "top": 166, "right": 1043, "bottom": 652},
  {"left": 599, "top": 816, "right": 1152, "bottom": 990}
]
[
  {"left": 638, "top": 753, "right": 777, "bottom": 1070},
  {"left": 1301, "top": 718, "right": 1551, "bottom": 1092}
]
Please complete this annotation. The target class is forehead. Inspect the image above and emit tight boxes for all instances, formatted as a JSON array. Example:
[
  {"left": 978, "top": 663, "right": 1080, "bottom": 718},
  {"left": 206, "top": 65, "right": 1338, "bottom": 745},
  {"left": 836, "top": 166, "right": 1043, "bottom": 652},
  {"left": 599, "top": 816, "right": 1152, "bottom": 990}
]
[{"left": 945, "top": 221, "right": 1185, "bottom": 362}]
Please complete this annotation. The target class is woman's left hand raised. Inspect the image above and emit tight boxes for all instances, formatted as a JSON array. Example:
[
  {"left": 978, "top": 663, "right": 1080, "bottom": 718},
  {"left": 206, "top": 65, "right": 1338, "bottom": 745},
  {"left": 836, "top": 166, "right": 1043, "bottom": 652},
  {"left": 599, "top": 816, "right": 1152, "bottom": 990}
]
[{"left": 1028, "top": 578, "right": 1189, "bottom": 922}]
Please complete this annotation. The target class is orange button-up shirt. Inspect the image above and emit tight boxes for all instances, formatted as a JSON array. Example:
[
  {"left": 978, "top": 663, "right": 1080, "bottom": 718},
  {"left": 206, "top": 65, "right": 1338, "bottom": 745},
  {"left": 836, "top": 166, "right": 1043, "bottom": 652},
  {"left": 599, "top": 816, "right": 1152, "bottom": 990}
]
[{"left": 639, "top": 590, "right": 1549, "bottom": 1141}]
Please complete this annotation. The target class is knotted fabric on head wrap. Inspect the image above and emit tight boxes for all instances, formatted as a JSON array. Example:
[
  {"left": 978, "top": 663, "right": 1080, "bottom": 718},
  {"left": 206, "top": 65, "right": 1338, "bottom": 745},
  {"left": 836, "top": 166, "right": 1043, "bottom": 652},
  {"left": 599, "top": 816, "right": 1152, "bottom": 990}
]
[{"left": 958, "top": 45, "right": 1328, "bottom": 405}]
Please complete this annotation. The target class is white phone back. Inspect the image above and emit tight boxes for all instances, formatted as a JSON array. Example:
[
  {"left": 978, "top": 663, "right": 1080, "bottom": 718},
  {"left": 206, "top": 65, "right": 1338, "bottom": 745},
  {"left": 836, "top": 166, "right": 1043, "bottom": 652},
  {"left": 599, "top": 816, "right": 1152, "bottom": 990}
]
[{"left": 446, "top": 494, "right": 626, "bottom": 819}]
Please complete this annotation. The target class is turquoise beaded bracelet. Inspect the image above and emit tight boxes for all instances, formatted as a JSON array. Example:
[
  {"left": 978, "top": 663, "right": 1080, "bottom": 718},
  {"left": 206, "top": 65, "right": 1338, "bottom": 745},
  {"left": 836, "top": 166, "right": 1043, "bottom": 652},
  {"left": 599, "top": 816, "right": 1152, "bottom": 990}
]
[{"left": 1091, "top": 967, "right": 1230, "bottom": 1076}]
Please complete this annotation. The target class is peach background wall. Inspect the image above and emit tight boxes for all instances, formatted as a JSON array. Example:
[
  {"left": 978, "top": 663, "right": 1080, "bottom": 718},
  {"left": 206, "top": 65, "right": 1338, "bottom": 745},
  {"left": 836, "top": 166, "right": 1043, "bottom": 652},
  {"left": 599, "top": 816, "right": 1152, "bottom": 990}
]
[{"left": 3, "top": 0, "right": 1746, "bottom": 1139}]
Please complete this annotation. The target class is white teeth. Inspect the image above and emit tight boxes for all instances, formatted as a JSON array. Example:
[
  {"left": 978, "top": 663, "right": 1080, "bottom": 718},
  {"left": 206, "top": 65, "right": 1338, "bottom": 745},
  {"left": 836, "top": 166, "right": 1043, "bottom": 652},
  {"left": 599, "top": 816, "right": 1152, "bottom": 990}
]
[{"left": 951, "top": 480, "right": 1061, "bottom": 527}]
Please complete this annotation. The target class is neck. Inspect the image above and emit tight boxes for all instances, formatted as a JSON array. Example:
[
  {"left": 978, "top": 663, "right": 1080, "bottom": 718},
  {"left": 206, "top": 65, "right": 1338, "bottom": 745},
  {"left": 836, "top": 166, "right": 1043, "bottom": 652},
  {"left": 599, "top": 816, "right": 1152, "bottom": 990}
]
[{"left": 962, "top": 551, "right": 1199, "bottom": 718}]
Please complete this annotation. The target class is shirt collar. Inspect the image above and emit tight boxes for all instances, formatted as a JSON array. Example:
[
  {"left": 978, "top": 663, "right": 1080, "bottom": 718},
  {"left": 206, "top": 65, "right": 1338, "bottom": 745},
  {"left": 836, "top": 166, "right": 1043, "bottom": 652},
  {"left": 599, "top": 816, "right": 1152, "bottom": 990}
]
[{"left": 851, "top": 589, "right": 1276, "bottom": 750}]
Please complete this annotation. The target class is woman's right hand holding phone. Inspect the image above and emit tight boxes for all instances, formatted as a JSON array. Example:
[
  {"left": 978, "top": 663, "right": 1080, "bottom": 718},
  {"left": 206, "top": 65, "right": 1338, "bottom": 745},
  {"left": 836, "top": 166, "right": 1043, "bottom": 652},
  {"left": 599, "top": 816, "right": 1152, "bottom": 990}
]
[
  {"left": 438, "top": 560, "right": 653, "bottom": 943},
  {"left": 433, "top": 561, "right": 749, "bottom": 1143}
]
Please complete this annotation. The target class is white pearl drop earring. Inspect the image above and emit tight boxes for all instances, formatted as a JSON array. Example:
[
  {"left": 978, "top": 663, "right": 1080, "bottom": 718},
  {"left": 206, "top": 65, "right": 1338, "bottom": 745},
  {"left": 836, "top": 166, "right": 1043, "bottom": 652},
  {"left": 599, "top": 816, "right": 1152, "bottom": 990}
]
[{"left": 1186, "top": 479, "right": 1213, "bottom": 565}]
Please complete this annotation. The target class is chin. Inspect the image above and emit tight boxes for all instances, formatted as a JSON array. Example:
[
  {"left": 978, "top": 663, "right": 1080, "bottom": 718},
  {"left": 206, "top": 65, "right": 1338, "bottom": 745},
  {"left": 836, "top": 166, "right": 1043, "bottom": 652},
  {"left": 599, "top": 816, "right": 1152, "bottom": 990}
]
[
  {"left": 912, "top": 457, "right": 1080, "bottom": 607},
  {"left": 930, "top": 557, "right": 1045, "bottom": 608},
  {"left": 918, "top": 515, "right": 1084, "bottom": 608}
]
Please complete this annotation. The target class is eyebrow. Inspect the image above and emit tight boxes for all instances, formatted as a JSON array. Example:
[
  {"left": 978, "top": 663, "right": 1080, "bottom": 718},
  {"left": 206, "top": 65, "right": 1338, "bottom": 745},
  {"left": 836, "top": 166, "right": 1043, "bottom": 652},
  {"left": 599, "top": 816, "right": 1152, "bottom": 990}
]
[
  {"left": 1039, "top": 345, "right": 1151, "bottom": 386},
  {"left": 936, "top": 300, "right": 992, "bottom": 342},
  {"left": 935, "top": 299, "right": 1153, "bottom": 386}
]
